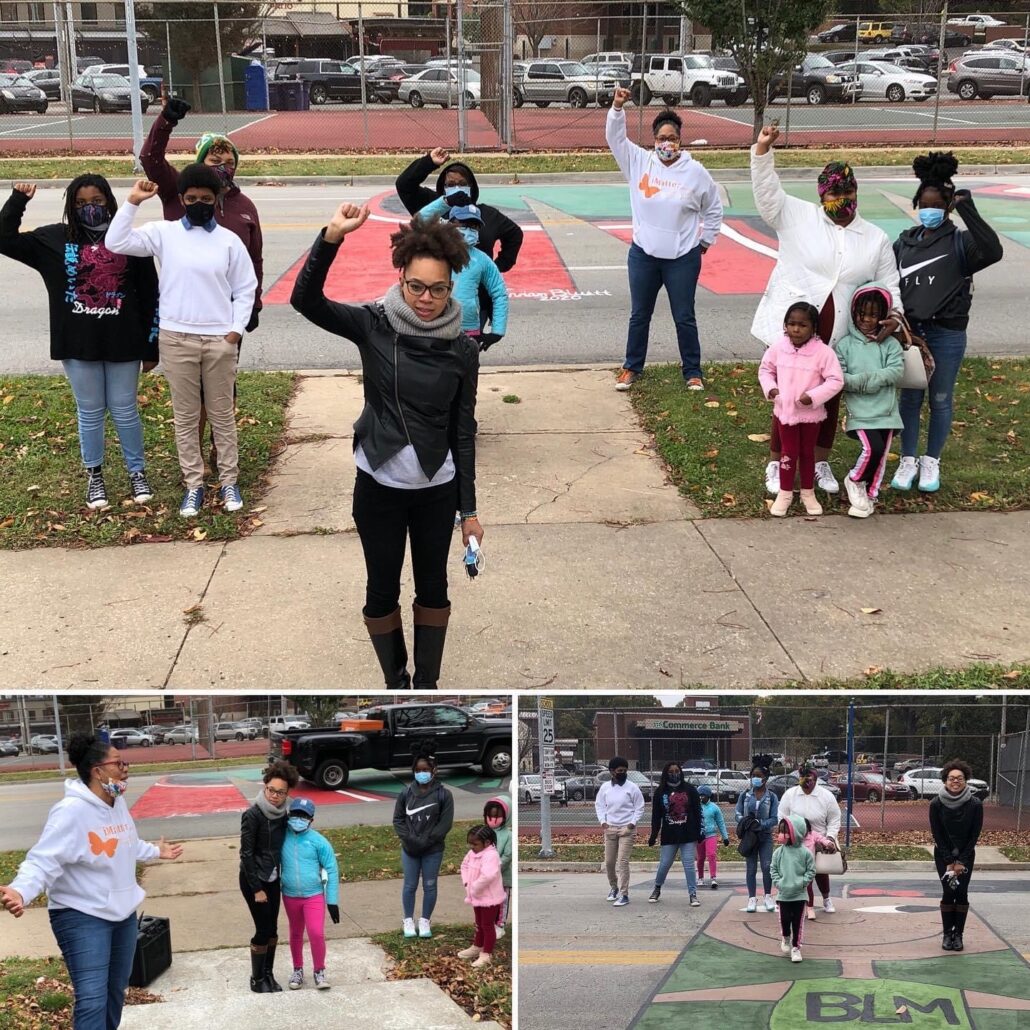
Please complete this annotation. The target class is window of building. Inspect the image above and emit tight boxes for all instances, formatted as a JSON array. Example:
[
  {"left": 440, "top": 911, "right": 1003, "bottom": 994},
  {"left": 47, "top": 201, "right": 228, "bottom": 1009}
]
[{"left": 79, "top": 2, "right": 98, "bottom": 21}]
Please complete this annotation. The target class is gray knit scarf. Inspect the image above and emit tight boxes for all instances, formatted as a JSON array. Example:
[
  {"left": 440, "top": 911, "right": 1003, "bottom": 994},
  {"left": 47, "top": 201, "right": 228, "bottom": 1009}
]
[
  {"left": 254, "top": 790, "right": 288, "bottom": 820},
  {"left": 937, "top": 783, "right": 972, "bottom": 808},
  {"left": 381, "top": 282, "right": 463, "bottom": 340}
]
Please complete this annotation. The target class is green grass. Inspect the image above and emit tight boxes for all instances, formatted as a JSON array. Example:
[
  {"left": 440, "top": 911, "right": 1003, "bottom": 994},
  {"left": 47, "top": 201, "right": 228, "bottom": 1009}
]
[
  {"left": 322, "top": 820, "right": 478, "bottom": 882},
  {"left": 2, "top": 147, "right": 1029, "bottom": 181},
  {"left": 0, "top": 371, "right": 295, "bottom": 549},
  {"left": 999, "top": 845, "right": 1030, "bottom": 861},
  {"left": 0, "top": 958, "right": 73, "bottom": 1029},
  {"left": 631, "top": 357, "right": 1029, "bottom": 519},
  {"left": 523, "top": 842, "right": 931, "bottom": 862},
  {"left": 778, "top": 664, "right": 1030, "bottom": 689},
  {"left": 373, "top": 922, "right": 511, "bottom": 1028},
  {"left": 0, "top": 754, "right": 262, "bottom": 785},
  {"left": 0, "top": 848, "right": 144, "bottom": 909}
]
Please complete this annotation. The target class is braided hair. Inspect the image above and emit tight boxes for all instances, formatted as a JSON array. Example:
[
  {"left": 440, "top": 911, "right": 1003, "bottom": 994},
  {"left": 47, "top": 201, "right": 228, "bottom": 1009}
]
[
  {"left": 467, "top": 824, "right": 497, "bottom": 847},
  {"left": 912, "top": 151, "right": 958, "bottom": 208},
  {"left": 63, "top": 174, "right": 117, "bottom": 245}
]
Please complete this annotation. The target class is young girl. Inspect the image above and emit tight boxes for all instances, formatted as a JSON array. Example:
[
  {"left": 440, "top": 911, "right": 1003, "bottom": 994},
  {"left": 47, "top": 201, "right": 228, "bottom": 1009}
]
[
  {"left": 281, "top": 798, "right": 340, "bottom": 991},
  {"left": 770, "top": 815, "right": 815, "bottom": 964},
  {"left": 801, "top": 813, "right": 836, "bottom": 921},
  {"left": 459, "top": 825, "right": 506, "bottom": 968},
  {"left": 758, "top": 303, "right": 844, "bottom": 518},
  {"left": 695, "top": 784, "right": 730, "bottom": 889},
  {"left": 484, "top": 795, "right": 512, "bottom": 937},
  {"left": 834, "top": 284, "right": 905, "bottom": 519}
]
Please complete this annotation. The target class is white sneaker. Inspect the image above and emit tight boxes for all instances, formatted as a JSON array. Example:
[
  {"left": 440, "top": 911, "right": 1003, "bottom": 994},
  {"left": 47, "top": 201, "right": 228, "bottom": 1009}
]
[
  {"left": 402, "top": 917, "right": 416, "bottom": 938},
  {"left": 807, "top": 906, "right": 817, "bottom": 920},
  {"left": 780, "top": 935, "right": 791, "bottom": 954},
  {"left": 918, "top": 454, "right": 940, "bottom": 492},
  {"left": 823, "top": 897, "right": 835, "bottom": 913},
  {"left": 764, "top": 894, "right": 776, "bottom": 912},
  {"left": 746, "top": 897, "right": 758, "bottom": 913},
  {"left": 288, "top": 968, "right": 304, "bottom": 990},
  {"left": 791, "top": 946, "right": 803, "bottom": 963},
  {"left": 765, "top": 460, "right": 780, "bottom": 495},
  {"left": 418, "top": 918, "right": 432, "bottom": 938},
  {"left": 845, "top": 475, "right": 872, "bottom": 519},
  {"left": 815, "top": 461, "right": 839, "bottom": 494},
  {"left": 891, "top": 455, "right": 918, "bottom": 490},
  {"left": 494, "top": 925, "right": 505, "bottom": 940}
]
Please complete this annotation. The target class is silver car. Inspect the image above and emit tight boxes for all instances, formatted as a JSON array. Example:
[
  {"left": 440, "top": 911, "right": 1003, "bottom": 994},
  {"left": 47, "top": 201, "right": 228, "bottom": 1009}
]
[
  {"left": 164, "top": 725, "right": 199, "bottom": 744},
  {"left": 839, "top": 61, "right": 938, "bottom": 101},
  {"left": 947, "top": 53, "right": 1030, "bottom": 99},
  {"left": 400, "top": 67, "right": 480, "bottom": 108},
  {"left": 513, "top": 59, "right": 619, "bottom": 108},
  {"left": 214, "top": 721, "right": 258, "bottom": 742}
]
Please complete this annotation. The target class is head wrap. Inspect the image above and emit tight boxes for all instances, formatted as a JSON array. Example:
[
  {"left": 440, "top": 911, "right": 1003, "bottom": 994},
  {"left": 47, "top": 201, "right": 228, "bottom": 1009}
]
[
  {"left": 195, "top": 133, "right": 240, "bottom": 168},
  {"left": 817, "top": 161, "right": 857, "bottom": 199},
  {"left": 797, "top": 762, "right": 817, "bottom": 777}
]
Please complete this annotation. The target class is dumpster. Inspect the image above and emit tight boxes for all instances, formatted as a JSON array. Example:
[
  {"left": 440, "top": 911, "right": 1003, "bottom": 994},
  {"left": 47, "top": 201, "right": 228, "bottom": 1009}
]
[
  {"left": 280, "top": 80, "right": 301, "bottom": 110},
  {"left": 244, "top": 61, "right": 268, "bottom": 111},
  {"left": 267, "top": 80, "right": 287, "bottom": 111}
]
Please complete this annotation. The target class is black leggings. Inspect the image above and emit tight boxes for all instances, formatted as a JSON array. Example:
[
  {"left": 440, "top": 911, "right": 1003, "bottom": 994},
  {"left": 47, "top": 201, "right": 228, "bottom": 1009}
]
[
  {"left": 779, "top": 899, "right": 806, "bottom": 948},
  {"left": 352, "top": 470, "right": 458, "bottom": 618},
  {"left": 240, "top": 872, "right": 281, "bottom": 946},
  {"left": 935, "top": 849, "right": 974, "bottom": 933}
]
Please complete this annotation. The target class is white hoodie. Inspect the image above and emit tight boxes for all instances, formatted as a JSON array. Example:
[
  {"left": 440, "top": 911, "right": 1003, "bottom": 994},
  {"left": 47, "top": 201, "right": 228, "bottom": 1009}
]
[
  {"left": 10, "top": 779, "right": 159, "bottom": 922},
  {"left": 605, "top": 106, "right": 723, "bottom": 260}
]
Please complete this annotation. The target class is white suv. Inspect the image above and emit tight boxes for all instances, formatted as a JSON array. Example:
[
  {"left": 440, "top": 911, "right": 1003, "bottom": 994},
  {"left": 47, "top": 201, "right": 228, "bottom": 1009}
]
[
  {"left": 900, "top": 768, "right": 989, "bottom": 799},
  {"left": 630, "top": 53, "right": 747, "bottom": 107}
]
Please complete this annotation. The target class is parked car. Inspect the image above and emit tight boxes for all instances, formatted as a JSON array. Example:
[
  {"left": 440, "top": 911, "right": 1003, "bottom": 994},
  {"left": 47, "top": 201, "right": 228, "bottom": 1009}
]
[
  {"left": 82, "top": 63, "right": 163, "bottom": 101},
  {"left": 581, "top": 50, "right": 634, "bottom": 72},
  {"left": 142, "top": 725, "right": 169, "bottom": 744},
  {"left": 0, "top": 73, "right": 48, "bottom": 114},
  {"left": 817, "top": 23, "right": 858, "bottom": 44},
  {"left": 518, "top": 773, "right": 568, "bottom": 805},
  {"left": 629, "top": 52, "right": 746, "bottom": 107},
  {"left": 164, "top": 724, "right": 199, "bottom": 744},
  {"left": 399, "top": 67, "right": 480, "bottom": 109},
  {"left": 858, "top": 21, "right": 896, "bottom": 44},
  {"left": 271, "top": 58, "right": 368, "bottom": 105},
  {"left": 369, "top": 62, "right": 426, "bottom": 103},
  {"left": 947, "top": 52, "right": 1030, "bottom": 98},
  {"left": 24, "top": 68, "right": 63, "bottom": 100},
  {"left": 0, "top": 740, "right": 21, "bottom": 757},
  {"left": 685, "top": 769, "right": 750, "bottom": 803},
  {"left": 900, "top": 768, "right": 989, "bottom": 800},
  {"left": 897, "top": 24, "right": 972, "bottom": 47},
  {"left": 564, "top": 774, "right": 603, "bottom": 801},
  {"left": 71, "top": 73, "right": 150, "bottom": 113},
  {"left": 212, "top": 721, "right": 256, "bottom": 742},
  {"left": 831, "top": 772, "right": 908, "bottom": 801},
  {"left": 29, "top": 735, "right": 61, "bottom": 754},
  {"left": 949, "top": 14, "right": 1007, "bottom": 28},
  {"left": 513, "top": 59, "right": 619, "bottom": 109},
  {"left": 839, "top": 59, "right": 938, "bottom": 100},
  {"left": 862, "top": 48, "right": 940, "bottom": 75},
  {"left": 597, "top": 769, "right": 656, "bottom": 801},
  {"left": 108, "top": 728, "right": 155, "bottom": 748},
  {"left": 767, "top": 773, "right": 842, "bottom": 800},
  {"left": 981, "top": 39, "right": 1030, "bottom": 55},
  {"left": 268, "top": 715, "right": 310, "bottom": 733},
  {"left": 770, "top": 54, "right": 862, "bottom": 105},
  {"left": 237, "top": 717, "right": 269, "bottom": 738}
]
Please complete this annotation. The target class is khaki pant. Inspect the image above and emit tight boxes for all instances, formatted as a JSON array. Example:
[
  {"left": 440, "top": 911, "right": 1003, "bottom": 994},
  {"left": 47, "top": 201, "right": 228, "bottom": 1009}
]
[
  {"left": 160, "top": 330, "right": 239, "bottom": 490},
  {"left": 604, "top": 825, "right": 635, "bottom": 895}
]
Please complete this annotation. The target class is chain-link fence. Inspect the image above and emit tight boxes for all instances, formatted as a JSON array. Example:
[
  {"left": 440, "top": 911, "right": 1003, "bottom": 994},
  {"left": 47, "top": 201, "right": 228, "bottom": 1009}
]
[
  {"left": 519, "top": 700, "right": 1030, "bottom": 844},
  {"left": 2, "top": 4, "right": 1030, "bottom": 156}
]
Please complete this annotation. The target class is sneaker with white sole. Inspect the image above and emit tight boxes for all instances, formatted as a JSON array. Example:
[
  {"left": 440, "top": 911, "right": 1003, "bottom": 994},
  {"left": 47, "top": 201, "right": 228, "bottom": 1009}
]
[
  {"left": 613, "top": 894, "right": 629, "bottom": 907},
  {"left": 791, "top": 947, "right": 803, "bottom": 963},
  {"left": 891, "top": 455, "right": 919, "bottom": 491},
  {"left": 495, "top": 925, "right": 505, "bottom": 940},
  {"left": 844, "top": 476, "right": 872, "bottom": 519},
  {"left": 690, "top": 894, "right": 701, "bottom": 907},
  {"left": 313, "top": 969, "right": 330, "bottom": 990},
  {"left": 823, "top": 898, "right": 835, "bottom": 913},
  {"left": 178, "top": 487, "right": 205, "bottom": 518},
  {"left": 815, "top": 461, "right": 839, "bottom": 494},
  {"left": 765, "top": 460, "right": 780, "bottom": 495},
  {"left": 129, "top": 470, "right": 153, "bottom": 504},
  {"left": 746, "top": 897, "right": 758, "bottom": 913},
  {"left": 780, "top": 936, "right": 791, "bottom": 954},
  {"left": 697, "top": 877, "right": 704, "bottom": 888},
  {"left": 648, "top": 887, "right": 661, "bottom": 903},
  {"left": 418, "top": 918, "right": 432, "bottom": 938},
  {"left": 85, "top": 466, "right": 109, "bottom": 509},
  {"left": 710, "top": 879, "right": 719, "bottom": 890},
  {"left": 764, "top": 894, "right": 776, "bottom": 912},
  {"left": 615, "top": 369, "right": 639, "bottom": 391},
  {"left": 402, "top": 918, "right": 417, "bottom": 938},
  {"left": 685, "top": 377, "right": 704, "bottom": 391},
  {"left": 606, "top": 887, "right": 619, "bottom": 903},
  {"left": 220, "top": 483, "right": 244, "bottom": 512},
  {"left": 288, "top": 968, "right": 304, "bottom": 990},
  {"left": 918, "top": 454, "right": 940, "bottom": 492}
]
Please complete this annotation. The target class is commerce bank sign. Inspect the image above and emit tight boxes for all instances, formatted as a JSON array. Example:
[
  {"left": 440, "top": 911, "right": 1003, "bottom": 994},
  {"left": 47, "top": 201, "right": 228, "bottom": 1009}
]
[{"left": 635, "top": 718, "right": 746, "bottom": 733}]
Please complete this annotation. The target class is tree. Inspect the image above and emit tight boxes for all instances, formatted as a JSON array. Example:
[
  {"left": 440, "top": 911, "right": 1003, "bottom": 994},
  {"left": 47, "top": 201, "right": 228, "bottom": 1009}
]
[
  {"left": 512, "top": 0, "right": 569, "bottom": 58},
  {"left": 141, "top": 2, "right": 261, "bottom": 112},
  {"left": 678, "top": 0, "right": 834, "bottom": 142},
  {"left": 286, "top": 696, "right": 352, "bottom": 728}
]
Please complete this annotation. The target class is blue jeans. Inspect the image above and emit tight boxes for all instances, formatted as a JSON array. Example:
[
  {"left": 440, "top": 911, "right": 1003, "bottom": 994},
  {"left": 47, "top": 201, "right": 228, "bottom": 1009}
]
[
  {"left": 746, "top": 835, "right": 774, "bottom": 897},
  {"left": 401, "top": 848, "right": 444, "bottom": 920},
  {"left": 624, "top": 243, "right": 703, "bottom": 379},
  {"left": 62, "top": 359, "right": 145, "bottom": 472},
  {"left": 49, "top": 907, "right": 137, "bottom": 1030},
  {"left": 654, "top": 841, "right": 698, "bottom": 893},
  {"left": 899, "top": 325, "right": 967, "bottom": 460}
]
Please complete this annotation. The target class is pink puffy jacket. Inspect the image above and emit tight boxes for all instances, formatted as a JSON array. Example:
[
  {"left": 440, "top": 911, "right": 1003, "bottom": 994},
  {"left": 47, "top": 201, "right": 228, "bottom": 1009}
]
[{"left": 460, "top": 845, "right": 506, "bottom": 907}]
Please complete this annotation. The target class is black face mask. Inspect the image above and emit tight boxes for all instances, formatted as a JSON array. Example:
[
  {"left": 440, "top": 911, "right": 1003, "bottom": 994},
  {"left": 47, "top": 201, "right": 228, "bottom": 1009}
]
[
  {"left": 184, "top": 201, "right": 215, "bottom": 227},
  {"left": 613, "top": 772, "right": 628, "bottom": 785},
  {"left": 667, "top": 774, "right": 682, "bottom": 786}
]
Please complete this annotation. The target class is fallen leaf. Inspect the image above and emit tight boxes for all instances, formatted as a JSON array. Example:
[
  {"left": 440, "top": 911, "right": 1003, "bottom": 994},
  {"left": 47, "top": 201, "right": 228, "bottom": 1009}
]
[
  {"left": 50, "top": 524, "right": 66, "bottom": 532},
  {"left": 721, "top": 493, "right": 736, "bottom": 505},
  {"left": 896, "top": 1007, "right": 908, "bottom": 1016},
  {"left": 860, "top": 607, "right": 882, "bottom": 615},
  {"left": 864, "top": 666, "right": 883, "bottom": 677},
  {"left": 0, "top": 517, "right": 13, "bottom": 529},
  {"left": 183, "top": 603, "right": 202, "bottom": 615},
  {"left": 1002, "top": 670, "right": 1021, "bottom": 680},
  {"left": 251, "top": 506, "right": 268, "bottom": 514},
  {"left": 747, "top": 433, "right": 771, "bottom": 443},
  {"left": 26, "top": 485, "right": 40, "bottom": 492},
  {"left": 191, "top": 528, "right": 207, "bottom": 541},
  {"left": 250, "top": 518, "right": 264, "bottom": 528},
  {"left": 1, "top": 395, "right": 13, "bottom": 405},
  {"left": 704, "top": 400, "right": 720, "bottom": 408},
  {"left": 969, "top": 492, "right": 993, "bottom": 502},
  {"left": 702, "top": 448, "right": 719, "bottom": 459}
]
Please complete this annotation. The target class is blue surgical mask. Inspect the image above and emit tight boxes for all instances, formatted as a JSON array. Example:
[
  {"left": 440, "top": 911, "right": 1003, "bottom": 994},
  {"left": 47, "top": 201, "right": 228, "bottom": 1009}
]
[
  {"left": 918, "top": 207, "right": 946, "bottom": 230},
  {"left": 459, "top": 227, "right": 480, "bottom": 247},
  {"left": 288, "top": 817, "right": 310, "bottom": 833},
  {"left": 751, "top": 777, "right": 764, "bottom": 788},
  {"left": 414, "top": 771, "right": 432, "bottom": 785}
]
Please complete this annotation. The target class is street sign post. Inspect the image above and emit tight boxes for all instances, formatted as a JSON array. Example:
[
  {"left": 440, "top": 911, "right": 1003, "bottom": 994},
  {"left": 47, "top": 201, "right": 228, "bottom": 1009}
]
[{"left": 538, "top": 698, "right": 555, "bottom": 858}]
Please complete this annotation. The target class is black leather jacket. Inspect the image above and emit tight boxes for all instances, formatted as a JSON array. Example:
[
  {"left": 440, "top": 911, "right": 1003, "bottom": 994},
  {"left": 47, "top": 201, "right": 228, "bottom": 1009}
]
[
  {"left": 239, "top": 804, "right": 285, "bottom": 891},
  {"left": 291, "top": 232, "right": 479, "bottom": 513}
]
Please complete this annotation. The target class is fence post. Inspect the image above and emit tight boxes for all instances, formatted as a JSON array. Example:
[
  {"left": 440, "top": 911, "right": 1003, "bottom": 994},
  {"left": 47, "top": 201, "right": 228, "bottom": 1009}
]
[
  {"left": 64, "top": 0, "right": 77, "bottom": 77},
  {"left": 880, "top": 705, "right": 889, "bottom": 831},
  {"left": 637, "top": 3, "right": 648, "bottom": 141},
  {"left": 51, "top": 696, "right": 67, "bottom": 778},
  {"left": 357, "top": 2, "right": 369, "bottom": 150},
  {"left": 213, "top": 2, "right": 228, "bottom": 130},
  {"left": 932, "top": 2, "right": 948, "bottom": 144},
  {"left": 844, "top": 700, "right": 855, "bottom": 848},
  {"left": 503, "top": 0, "right": 514, "bottom": 151},
  {"left": 124, "top": 0, "right": 144, "bottom": 171},
  {"left": 165, "top": 20, "right": 174, "bottom": 97},
  {"left": 1017, "top": 708, "right": 1030, "bottom": 832},
  {"left": 456, "top": 0, "right": 467, "bottom": 151},
  {"left": 52, "top": 2, "right": 75, "bottom": 150}
]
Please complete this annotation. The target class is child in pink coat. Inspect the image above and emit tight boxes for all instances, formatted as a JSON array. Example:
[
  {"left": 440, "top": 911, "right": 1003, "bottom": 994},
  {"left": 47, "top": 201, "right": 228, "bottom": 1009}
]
[
  {"left": 802, "top": 820, "right": 836, "bottom": 920},
  {"left": 759, "top": 302, "right": 844, "bottom": 518},
  {"left": 458, "top": 825, "right": 506, "bottom": 968}
]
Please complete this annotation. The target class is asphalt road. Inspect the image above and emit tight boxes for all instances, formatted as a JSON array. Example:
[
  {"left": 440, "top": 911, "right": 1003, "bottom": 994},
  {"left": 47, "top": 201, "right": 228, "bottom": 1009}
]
[
  {"left": 518, "top": 870, "right": 1030, "bottom": 1030},
  {"left": 0, "top": 175, "right": 1027, "bottom": 376},
  {"left": 0, "top": 765, "right": 512, "bottom": 850}
]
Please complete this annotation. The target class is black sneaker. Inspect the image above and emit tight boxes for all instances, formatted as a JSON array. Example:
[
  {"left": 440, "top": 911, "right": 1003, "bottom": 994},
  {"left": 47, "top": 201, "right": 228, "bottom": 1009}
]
[
  {"left": 952, "top": 933, "right": 964, "bottom": 952},
  {"left": 942, "top": 932, "right": 954, "bottom": 951},
  {"left": 85, "top": 466, "right": 109, "bottom": 509},
  {"left": 129, "top": 470, "right": 153, "bottom": 503},
  {"left": 648, "top": 887, "right": 661, "bottom": 903},
  {"left": 710, "top": 879, "right": 719, "bottom": 890}
]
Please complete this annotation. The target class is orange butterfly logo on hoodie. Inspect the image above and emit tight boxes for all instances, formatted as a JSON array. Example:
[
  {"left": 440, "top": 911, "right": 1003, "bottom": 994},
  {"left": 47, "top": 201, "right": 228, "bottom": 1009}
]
[
  {"left": 638, "top": 174, "right": 661, "bottom": 199},
  {"left": 88, "top": 831, "right": 118, "bottom": 858}
]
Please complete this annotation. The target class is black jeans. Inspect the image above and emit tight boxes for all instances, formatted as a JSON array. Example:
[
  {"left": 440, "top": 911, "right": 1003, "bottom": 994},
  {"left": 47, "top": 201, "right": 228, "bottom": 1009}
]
[
  {"left": 352, "top": 469, "right": 458, "bottom": 618},
  {"left": 934, "top": 849, "right": 975, "bottom": 907},
  {"left": 240, "top": 871, "right": 282, "bottom": 946}
]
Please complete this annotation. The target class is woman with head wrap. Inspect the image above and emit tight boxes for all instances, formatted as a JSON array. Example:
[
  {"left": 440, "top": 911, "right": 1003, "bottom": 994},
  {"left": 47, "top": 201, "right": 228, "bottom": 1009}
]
[
  {"left": 891, "top": 152, "right": 1002, "bottom": 493},
  {"left": 750, "top": 125, "right": 902, "bottom": 498}
]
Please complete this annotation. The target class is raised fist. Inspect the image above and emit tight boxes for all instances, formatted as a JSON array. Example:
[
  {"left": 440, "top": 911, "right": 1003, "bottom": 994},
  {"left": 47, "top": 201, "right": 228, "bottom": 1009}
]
[{"left": 13, "top": 183, "right": 36, "bottom": 200}]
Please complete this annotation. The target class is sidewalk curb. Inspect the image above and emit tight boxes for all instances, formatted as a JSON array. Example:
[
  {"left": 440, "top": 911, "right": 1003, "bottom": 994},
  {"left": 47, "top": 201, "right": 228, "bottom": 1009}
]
[{"left": 520, "top": 860, "right": 1030, "bottom": 873}]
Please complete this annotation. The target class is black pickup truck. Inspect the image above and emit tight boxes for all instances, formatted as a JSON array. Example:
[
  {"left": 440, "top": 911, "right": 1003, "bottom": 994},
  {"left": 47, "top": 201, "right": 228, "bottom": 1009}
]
[{"left": 269, "top": 702, "right": 512, "bottom": 789}]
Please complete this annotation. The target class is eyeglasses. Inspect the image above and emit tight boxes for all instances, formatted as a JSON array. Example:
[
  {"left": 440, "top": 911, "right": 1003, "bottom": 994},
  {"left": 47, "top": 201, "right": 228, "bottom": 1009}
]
[
  {"left": 97, "top": 760, "right": 129, "bottom": 771},
  {"left": 945, "top": 775, "right": 966, "bottom": 783},
  {"left": 265, "top": 786, "right": 289, "bottom": 798},
  {"left": 403, "top": 279, "right": 451, "bottom": 299}
]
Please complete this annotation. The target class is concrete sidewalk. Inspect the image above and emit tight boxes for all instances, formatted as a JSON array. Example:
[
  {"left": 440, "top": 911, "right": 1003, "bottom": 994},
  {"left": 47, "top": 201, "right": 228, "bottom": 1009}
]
[{"left": 2, "top": 366, "right": 1028, "bottom": 689}]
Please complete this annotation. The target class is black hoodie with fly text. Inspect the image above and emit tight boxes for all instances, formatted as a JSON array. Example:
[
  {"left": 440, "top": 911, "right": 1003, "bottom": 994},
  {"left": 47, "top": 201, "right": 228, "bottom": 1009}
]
[{"left": 393, "top": 777, "right": 455, "bottom": 858}]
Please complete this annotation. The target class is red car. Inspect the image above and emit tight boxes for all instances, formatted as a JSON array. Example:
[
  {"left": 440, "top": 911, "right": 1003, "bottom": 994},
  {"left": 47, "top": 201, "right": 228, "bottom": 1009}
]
[{"left": 831, "top": 772, "right": 907, "bottom": 802}]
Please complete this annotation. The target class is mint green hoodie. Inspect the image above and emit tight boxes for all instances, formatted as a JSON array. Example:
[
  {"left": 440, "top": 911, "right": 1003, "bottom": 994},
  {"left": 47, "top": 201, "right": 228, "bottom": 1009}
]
[
  {"left": 486, "top": 794, "right": 512, "bottom": 889},
  {"left": 771, "top": 813, "right": 816, "bottom": 903},
  {"left": 833, "top": 283, "right": 905, "bottom": 432}
]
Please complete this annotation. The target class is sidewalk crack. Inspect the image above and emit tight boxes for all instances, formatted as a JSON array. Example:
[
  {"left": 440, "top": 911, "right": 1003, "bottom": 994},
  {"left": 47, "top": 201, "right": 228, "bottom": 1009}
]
[
  {"left": 162, "top": 543, "right": 229, "bottom": 688},
  {"left": 690, "top": 522, "right": 804, "bottom": 680},
  {"left": 522, "top": 450, "right": 618, "bottom": 522}
]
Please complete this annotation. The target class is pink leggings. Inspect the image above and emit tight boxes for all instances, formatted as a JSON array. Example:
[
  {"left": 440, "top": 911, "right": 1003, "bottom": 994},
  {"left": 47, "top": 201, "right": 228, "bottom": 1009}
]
[
  {"left": 696, "top": 836, "right": 718, "bottom": 879},
  {"left": 284, "top": 894, "right": 327, "bottom": 970}
]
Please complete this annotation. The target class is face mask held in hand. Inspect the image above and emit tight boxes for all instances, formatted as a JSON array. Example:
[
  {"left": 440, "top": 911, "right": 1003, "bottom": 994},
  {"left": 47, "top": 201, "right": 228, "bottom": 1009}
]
[{"left": 444, "top": 185, "right": 471, "bottom": 205}]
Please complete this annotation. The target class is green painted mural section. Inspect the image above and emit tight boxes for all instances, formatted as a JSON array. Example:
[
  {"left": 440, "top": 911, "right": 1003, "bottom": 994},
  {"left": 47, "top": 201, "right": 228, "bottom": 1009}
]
[
  {"left": 876, "top": 950, "right": 1030, "bottom": 1002},
  {"left": 636, "top": 999, "right": 775, "bottom": 1030}
]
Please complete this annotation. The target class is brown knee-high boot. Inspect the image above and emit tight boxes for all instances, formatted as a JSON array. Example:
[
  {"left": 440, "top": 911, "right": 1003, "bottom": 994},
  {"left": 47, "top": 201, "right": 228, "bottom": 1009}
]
[
  {"left": 363, "top": 608, "right": 411, "bottom": 689},
  {"left": 412, "top": 602, "right": 450, "bottom": 689},
  {"left": 250, "top": 944, "right": 271, "bottom": 992},
  {"left": 263, "top": 935, "right": 283, "bottom": 992}
]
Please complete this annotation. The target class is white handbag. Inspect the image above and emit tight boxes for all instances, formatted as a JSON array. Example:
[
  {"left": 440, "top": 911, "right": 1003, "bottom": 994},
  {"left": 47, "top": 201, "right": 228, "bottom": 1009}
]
[{"left": 815, "top": 848, "right": 847, "bottom": 876}]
